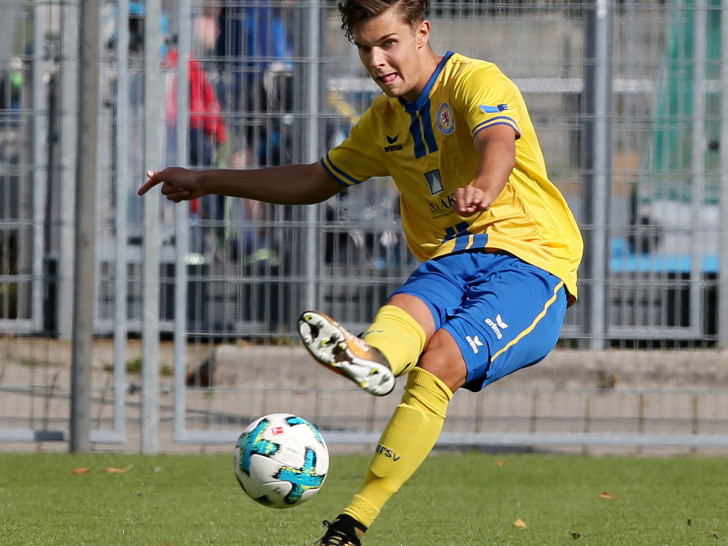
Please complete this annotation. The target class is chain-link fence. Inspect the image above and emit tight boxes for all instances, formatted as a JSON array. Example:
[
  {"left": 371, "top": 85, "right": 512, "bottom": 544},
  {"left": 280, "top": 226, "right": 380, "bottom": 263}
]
[{"left": 1, "top": 0, "right": 728, "bottom": 453}]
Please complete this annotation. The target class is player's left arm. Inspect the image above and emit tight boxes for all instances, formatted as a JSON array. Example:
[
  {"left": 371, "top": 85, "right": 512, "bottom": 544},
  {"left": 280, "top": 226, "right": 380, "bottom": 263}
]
[{"left": 454, "top": 124, "right": 516, "bottom": 215}]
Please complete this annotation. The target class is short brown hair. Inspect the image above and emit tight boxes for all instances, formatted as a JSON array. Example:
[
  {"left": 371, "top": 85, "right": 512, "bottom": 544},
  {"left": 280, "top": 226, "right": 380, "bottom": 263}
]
[{"left": 338, "top": 0, "right": 430, "bottom": 43}]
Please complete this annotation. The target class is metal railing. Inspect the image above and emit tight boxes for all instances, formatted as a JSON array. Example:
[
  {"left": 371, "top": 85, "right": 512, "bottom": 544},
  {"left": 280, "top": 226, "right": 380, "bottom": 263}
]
[{"left": 0, "top": 0, "right": 726, "bottom": 453}]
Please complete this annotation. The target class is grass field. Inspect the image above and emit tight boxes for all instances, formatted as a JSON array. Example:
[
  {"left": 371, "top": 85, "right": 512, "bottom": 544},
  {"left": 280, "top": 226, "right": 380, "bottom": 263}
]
[{"left": 1, "top": 451, "right": 725, "bottom": 545}]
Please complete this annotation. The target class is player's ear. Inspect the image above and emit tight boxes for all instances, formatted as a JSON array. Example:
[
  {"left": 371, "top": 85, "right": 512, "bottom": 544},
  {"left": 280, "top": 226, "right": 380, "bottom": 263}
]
[{"left": 415, "top": 19, "right": 430, "bottom": 48}]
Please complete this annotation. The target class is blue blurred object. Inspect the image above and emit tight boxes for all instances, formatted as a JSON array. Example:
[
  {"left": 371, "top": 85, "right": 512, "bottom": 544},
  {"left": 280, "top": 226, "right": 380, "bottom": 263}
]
[
  {"left": 102, "top": 1, "right": 170, "bottom": 55},
  {"left": 610, "top": 236, "right": 718, "bottom": 275}
]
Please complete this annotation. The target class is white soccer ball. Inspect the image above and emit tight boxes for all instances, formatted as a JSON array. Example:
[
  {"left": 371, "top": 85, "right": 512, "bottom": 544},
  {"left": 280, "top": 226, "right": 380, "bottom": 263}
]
[{"left": 233, "top": 413, "right": 329, "bottom": 509}]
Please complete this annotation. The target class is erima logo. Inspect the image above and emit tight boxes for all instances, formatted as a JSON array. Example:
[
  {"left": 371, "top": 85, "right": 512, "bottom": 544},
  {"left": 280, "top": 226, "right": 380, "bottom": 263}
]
[
  {"left": 384, "top": 134, "right": 403, "bottom": 152},
  {"left": 375, "top": 444, "right": 401, "bottom": 461},
  {"left": 485, "top": 314, "right": 509, "bottom": 340},
  {"left": 466, "top": 335, "right": 484, "bottom": 354},
  {"left": 480, "top": 104, "right": 509, "bottom": 114}
]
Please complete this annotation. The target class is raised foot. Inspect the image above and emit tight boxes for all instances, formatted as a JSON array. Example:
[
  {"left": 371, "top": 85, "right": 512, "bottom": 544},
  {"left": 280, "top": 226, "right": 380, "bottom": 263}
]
[{"left": 298, "top": 311, "right": 395, "bottom": 396}]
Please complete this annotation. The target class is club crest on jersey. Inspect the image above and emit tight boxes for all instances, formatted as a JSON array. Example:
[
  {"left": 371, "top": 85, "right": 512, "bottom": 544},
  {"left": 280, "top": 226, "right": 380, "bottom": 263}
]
[{"left": 436, "top": 103, "right": 455, "bottom": 135}]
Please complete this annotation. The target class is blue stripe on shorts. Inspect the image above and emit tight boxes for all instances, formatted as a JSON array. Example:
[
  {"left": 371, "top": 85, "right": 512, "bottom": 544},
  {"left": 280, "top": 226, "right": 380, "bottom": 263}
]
[{"left": 391, "top": 251, "right": 567, "bottom": 392}]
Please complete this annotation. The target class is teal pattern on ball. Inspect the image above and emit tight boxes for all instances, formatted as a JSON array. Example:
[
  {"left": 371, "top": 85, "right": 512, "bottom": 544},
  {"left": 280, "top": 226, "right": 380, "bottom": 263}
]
[
  {"left": 275, "top": 447, "right": 325, "bottom": 505},
  {"left": 237, "top": 418, "right": 280, "bottom": 475}
]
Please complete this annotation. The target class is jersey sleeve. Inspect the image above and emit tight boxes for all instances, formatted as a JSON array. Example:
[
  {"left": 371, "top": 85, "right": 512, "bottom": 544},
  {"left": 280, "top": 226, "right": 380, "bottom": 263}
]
[
  {"left": 452, "top": 63, "right": 524, "bottom": 139},
  {"left": 320, "top": 107, "right": 388, "bottom": 187}
]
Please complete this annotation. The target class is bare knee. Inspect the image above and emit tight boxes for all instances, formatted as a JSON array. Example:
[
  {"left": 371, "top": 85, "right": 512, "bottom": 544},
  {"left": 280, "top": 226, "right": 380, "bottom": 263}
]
[{"left": 417, "top": 329, "right": 467, "bottom": 392}]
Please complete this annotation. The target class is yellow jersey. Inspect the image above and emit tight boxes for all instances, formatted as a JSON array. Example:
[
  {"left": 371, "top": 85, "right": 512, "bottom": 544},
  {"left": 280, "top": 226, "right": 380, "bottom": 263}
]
[{"left": 321, "top": 52, "right": 583, "bottom": 302}]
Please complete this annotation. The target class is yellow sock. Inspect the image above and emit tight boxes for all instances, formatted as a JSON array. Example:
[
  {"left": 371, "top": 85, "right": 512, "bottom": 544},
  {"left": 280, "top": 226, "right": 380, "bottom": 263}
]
[
  {"left": 343, "top": 367, "right": 453, "bottom": 527},
  {"left": 362, "top": 305, "right": 426, "bottom": 376}
]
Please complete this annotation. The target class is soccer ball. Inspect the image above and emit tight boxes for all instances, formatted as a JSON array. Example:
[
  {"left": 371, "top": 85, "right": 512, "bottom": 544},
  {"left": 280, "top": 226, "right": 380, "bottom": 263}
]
[{"left": 233, "top": 413, "right": 329, "bottom": 509}]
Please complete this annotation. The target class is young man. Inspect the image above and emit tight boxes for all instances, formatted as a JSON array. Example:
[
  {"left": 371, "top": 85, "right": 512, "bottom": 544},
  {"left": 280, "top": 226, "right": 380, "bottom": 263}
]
[{"left": 139, "top": 1, "right": 583, "bottom": 544}]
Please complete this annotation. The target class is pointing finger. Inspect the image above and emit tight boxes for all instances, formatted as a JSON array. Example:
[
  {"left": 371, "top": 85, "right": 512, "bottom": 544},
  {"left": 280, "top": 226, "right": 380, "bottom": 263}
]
[{"left": 138, "top": 170, "right": 162, "bottom": 196}]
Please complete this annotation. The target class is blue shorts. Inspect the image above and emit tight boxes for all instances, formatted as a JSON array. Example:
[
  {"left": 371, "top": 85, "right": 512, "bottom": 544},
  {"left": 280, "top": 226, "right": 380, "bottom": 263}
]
[{"left": 391, "top": 251, "right": 567, "bottom": 392}]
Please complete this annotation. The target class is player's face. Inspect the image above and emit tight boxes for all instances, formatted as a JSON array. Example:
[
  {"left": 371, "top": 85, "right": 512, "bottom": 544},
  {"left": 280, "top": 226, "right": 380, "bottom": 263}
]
[{"left": 352, "top": 8, "right": 432, "bottom": 102}]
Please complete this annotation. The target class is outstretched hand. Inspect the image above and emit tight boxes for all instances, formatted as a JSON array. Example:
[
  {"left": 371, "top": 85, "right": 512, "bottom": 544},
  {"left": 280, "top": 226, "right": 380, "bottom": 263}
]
[{"left": 138, "top": 168, "right": 206, "bottom": 202}]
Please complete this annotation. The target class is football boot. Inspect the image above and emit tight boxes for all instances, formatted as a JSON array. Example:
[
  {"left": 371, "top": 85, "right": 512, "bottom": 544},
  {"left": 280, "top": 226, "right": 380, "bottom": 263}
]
[
  {"left": 315, "top": 515, "right": 367, "bottom": 546},
  {"left": 298, "top": 311, "right": 395, "bottom": 396}
]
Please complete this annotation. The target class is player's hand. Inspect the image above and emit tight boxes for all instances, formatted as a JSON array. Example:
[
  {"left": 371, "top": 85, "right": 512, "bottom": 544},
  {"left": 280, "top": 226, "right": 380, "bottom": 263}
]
[
  {"left": 138, "top": 167, "right": 207, "bottom": 202},
  {"left": 454, "top": 185, "right": 492, "bottom": 215}
]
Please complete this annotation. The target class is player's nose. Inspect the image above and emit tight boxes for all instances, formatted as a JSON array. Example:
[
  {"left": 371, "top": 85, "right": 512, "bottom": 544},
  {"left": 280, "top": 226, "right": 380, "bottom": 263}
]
[{"left": 369, "top": 46, "right": 386, "bottom": 68}]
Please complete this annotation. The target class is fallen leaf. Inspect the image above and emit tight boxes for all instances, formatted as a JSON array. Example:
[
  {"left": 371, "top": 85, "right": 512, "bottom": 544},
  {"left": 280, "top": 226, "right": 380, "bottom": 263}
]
[
  {"left": 600, "top": 492, "right": 614, "bottom": 500},
  {"left": 72, "top": 467, "right": 90, "bottom": 474},
  {"left": 105, "top": 464, "right": 134, "bottom": 473},
  {"left": 571, "top": 532, "right": 582, "bottom": 539},
  {"left": 513, "top": 518, "right": 528, "bottom": 528},
  {"left": 495, "top": 459, "right": 506, "bottom": 466}
]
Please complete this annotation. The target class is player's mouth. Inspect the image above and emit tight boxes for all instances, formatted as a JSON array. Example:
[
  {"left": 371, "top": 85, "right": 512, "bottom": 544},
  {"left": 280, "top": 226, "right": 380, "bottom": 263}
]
[{"left": 377, "top": 72, "right": 398, "bottom": 86}]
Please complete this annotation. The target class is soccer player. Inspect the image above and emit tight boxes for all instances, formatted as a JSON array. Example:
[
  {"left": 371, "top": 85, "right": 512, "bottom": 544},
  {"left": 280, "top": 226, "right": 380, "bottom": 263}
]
[{"left": 138, "top": 1, "right": 583, "bottom": 544}]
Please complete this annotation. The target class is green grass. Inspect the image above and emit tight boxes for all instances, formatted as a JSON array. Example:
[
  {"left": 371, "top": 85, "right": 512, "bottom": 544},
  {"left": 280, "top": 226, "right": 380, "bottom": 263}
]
[{"left": 0, "top": 451, "right": 725, "bottom": 545}]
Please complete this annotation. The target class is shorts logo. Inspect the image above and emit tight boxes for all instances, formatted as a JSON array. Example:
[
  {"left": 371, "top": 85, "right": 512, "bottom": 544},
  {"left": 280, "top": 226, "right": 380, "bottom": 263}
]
[
  {"left": 485, "top": 314, "right": 509, "bottom": 340},
  {"left": 466, "top": 335, "right": 484, "bottom": 354},
  {"left": 436, "top": 103, "right": 455, "bottom": 135}
]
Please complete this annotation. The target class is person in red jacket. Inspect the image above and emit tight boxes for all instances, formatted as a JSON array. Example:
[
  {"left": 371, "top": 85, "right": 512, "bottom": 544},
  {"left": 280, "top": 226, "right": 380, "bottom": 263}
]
[{"left": 165, "top": 14, "right": 228, "bottom": 252}]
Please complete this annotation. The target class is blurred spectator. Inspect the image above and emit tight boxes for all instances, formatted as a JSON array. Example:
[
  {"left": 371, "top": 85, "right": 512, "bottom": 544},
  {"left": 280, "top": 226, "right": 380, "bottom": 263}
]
[
  {"left": 215, "top": 0, "right": 293, "bottom": 167},
  {"left": 0, "top": 58, "right": 23, "bottom": 120},
  {"left": 213, "top": 1, "right": 295, "bottom": 265},
  {"left": 165, "top": 13, "right": 228, "bottom": 257},
  {"left": 165, "top": 16, "right": 227, "bottom": 168}
]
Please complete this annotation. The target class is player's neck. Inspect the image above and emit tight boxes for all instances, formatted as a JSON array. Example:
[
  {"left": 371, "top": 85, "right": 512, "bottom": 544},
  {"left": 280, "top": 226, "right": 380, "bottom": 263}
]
[
  {"left": 401, "top": 48, "right": 444, "bottom": 104},
  {"left": 423, "top": 47, "right": 443, "bottom": 79}
]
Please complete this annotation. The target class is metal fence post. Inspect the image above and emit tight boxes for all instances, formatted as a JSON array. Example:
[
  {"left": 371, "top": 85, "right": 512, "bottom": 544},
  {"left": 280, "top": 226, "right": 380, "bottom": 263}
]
[
  {"left": 173, "top": 0, "right": 191, "bottom": 443},
  {"left": 30, "top": 0, "right": 47, "bottom": 333},
  {"left": 58, "top": 1, "right": 80, "bottom": 340},
  {"left": 113, "top": 0, "right": 131, "bottom": 441},
  {"left": 70, "top": 0, "right": 100, "bottom": 453},
  {"left": 720, "top": 0, "right": 728, "bottom": 348},
  {"left": 690, "top": 0, "right": 707, "bottom": 337},
  {"left": 304, "top": 0, "right": 322, "bottom": 312},
  {"left": 581, "top": 0, "right": 613, "bottom": 349},
  {"left": 142, "top": 0, "right": 163, "bottom": 455}
]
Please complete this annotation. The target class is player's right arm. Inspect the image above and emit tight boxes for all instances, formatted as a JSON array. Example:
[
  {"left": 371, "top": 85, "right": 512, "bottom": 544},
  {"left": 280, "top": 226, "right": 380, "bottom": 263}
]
[{"left": 138, "top": 162, "right": 344, "bottom": 205}]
